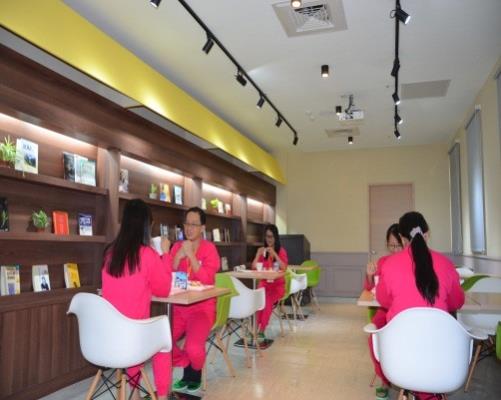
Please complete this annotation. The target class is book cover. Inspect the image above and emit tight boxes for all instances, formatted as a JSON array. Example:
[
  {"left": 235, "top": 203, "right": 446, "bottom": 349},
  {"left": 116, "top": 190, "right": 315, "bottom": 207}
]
[
  {"left": 201, "top": 198, "right": 207, "bottom": 210},
  {"left": 119, "top": 169, "right": 129, "bottom": 193},
  {"left": 173, "top": 185, "right": 183, "bottom": 205},
  {"left": 15, "top": 138, "right": 38, "bottom": 174},
  {"left": 64, "top": 263, "right": 80, "bottom": 288},
  {"left": 0, "top": 197, "right": 8, "bottom": 232},
  {"left": 221, "top": 257, "right": 229, "bottom": 272},
  {"left": 74, "top": 155, "right": 88, "bottom": 183},
  {"left": 80, "top": 159, "right": 96, "bottom": 186},
  {"left": 159, "top": 183, "right": 171, "bottom": 202},
  {"left": 78, "top": 213, "right": 93, "bottom": 236},
  {"left": 175, "top": 225, "right": 184, "bottom": 241},
  {"left": 174, "top": 271, "right": 188, "bottom": 290},
  {"left": 53, "top": 211, "right": 69, "bottom": 235},
  {"left": 0, "top": 265, "right": 21, "bottom": 296},
  {"left": 212, "top": 228, "right": 221, "bottom": 242},
  {"left": 160, "top": 224, "right": 169, "bottom": 237},
  {"left": 63, "top": 152, "right": 76, "bottom": 181},
  {"left": 224, "top": 203, "right": 232, "bottom": 216},
  {"left": 217, "top": 201, "right": 224, "bottom": 214},
  {"left": 32, "top": 264, "right": 51, "bottom": 292}
]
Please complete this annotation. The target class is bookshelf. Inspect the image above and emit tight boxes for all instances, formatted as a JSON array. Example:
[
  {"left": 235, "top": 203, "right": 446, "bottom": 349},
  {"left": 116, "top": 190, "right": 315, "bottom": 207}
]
[{"left": 0, "top": 44, "right": 276, "bottom": 400}]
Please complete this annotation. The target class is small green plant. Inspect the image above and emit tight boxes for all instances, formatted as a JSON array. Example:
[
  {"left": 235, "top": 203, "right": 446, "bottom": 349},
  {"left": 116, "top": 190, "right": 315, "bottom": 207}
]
[
  {"left": 150, "top": 183, "right": 158, "bottom": 194},
  {"left": 0, "top": 136, "right": 16, "bottom": 166},
  {"left": 210, "top": 198, "right": 220, "bottom": 209},
  {"left": 32, "top": 210, "right": 49, "bottom": 230},
  {"left": 0, "top": 210, "right": 8, "bottom": 230}
]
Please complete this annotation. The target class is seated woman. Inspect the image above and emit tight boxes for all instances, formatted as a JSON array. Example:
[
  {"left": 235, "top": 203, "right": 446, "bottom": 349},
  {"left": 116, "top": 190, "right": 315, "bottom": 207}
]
[
  {"left": 375, "top": 211, "right": 464, "bottom": 400},
  {"left": 102, "top": 199, "right": 172, "bottom": 400},
  {"left": 364, "top": 223, "right": 402, "bottom": 397},
  {"left": 252, "top": 224, "right": 288, "bottom": 342},
  {"left": 170, "top": 207, "right": 220, "bottom": 393}
]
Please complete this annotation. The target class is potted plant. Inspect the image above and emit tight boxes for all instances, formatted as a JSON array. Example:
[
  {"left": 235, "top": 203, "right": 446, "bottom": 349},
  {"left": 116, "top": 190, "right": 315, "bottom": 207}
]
[
  {"left": 149, "top": 183, "right": 158, "bottom": 200},
  {"left": 0, "top": 136, "right": 16, "bottom": 168},
  {"left": 0, "top": 209, "right": 8, "bottom": 231},
  {"left": 209, "top": 198, "right": 220, "bottom": 212},
  {"left": 32, "top": 210, "right": 49, "bottom": 232}
]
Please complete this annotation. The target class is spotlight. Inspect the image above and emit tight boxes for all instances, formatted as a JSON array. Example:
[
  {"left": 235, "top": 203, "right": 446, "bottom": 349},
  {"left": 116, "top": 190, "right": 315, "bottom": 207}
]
[
  {"left": 348, "top": 136, "right": 353, "bottom": 145},
  {"left": 391, "top": 58, "right": 400, "bottom": 77},
  {"left": 293, "top": 135, "right": 298, "bottom": 146},
  {"left": 275, "top": 116, "right": 283, "bottom": 127},
  {"left": 335, "top": 105, "right": 342, "bottom": 116},
  {"left": 257, "top": 95, "right": 265, "bottom": 109},
  {"left": 394, "top": 129, "right": 401, "bottom": 139},
  {"left": 202, "top": 35, "right": 214, "bottom": 54},
  {"left": 395, "top": 113, "right": 403, "bottom": 125},
  {"left": 392, "top": 92, "right": 400, "bottom": 105},
  {"left": 291, "top": 0, "right": 302, "bottom": 8},
  {"left": 395, "top": 7, "right": 411, "bottom": 24},
  {"left": 321, "top": 64, "right": 329, "bottom": 78},
  {"left": 150, "top": 0, "right": 162, "bottom": 8},
  {"left": 235, "top": 71, "right": 247, "bottom": 86}
]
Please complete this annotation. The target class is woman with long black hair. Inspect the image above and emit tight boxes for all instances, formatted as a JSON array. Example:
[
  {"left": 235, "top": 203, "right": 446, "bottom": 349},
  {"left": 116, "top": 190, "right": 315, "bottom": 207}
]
[{"left": 102, "top": 199, "right": 172, "bottom": 400}]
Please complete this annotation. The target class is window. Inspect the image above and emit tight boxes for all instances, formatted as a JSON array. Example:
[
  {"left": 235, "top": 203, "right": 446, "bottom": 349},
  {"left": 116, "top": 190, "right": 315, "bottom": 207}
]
[
  {"left": 449, "top": 143, "right": 463, "bottom": 255},
  {"left": 466, "top": 110, "right": 486, "bottom": 254}
]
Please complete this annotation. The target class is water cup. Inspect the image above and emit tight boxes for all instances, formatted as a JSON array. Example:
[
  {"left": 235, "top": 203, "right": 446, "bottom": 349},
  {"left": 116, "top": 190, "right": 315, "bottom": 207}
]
[
  {"left": 272, "top": 262, "right": 280, "bottom": 272},
  {"left": 256, "top": 262, "right": 263, "bottom": 271}
]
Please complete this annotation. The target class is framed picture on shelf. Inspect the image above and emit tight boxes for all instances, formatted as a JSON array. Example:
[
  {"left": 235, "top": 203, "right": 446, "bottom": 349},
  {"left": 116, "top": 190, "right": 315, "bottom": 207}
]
[
  {"left": 159, "top": 183, "right": 171, "bottom": 202},
  {"left": 224, "top": 203, "right": 232, "bottom": 216},
  {"left": 15, "top": 138, "right": 38, "bottom": 174},
  {"left": 217, "top": 201, "right": 224, "bottom": 214},
  {"left": 119, "top": 168, "right": 129, "bottom": 193},
  {"left": 173, "top": 185, "right": 183, "bottom": 205}
]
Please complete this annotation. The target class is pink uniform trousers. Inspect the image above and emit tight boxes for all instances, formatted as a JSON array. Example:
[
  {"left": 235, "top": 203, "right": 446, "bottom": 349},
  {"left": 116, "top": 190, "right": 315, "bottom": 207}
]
[
  {"left": 172, "top": 301, "right": 216, "bottom": 371},
  {"left": 257, "top": 279, "right": 285, "bottom": 332},
  {"left": 127, "top": 353, "right": 171, "bottom": 396}
]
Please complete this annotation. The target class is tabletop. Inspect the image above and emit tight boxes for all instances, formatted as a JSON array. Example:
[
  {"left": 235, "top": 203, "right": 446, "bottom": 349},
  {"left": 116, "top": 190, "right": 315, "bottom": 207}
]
[
  {"left": 152, "top": 287, "right": 230, "bottom": 305},
  {"left": 226, "top": 270, "right": 285, "bottom": 280}
]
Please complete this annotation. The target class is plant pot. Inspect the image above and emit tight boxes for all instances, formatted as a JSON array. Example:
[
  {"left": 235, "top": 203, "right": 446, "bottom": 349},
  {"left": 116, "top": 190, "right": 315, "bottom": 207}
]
[
  {"left": 0, "top": 160, "right": 12, "bottom": 168},
  {"left": 149, "top": 193, "right": 158, "bottom": 200},
  {"left": 36, "top": 227, "right": 46, "bottom": 233}
]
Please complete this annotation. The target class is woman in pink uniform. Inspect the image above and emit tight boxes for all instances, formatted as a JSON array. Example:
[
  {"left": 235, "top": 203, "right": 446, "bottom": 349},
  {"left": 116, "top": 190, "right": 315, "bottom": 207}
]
[
  {"left": 252, "top": 224, "right": 288, "bottom": 342},
  {"left": 102, "top": 199, "right": 172, "bottom": 400},
  {"left": 364, "top": 223, "right": 402, "bottom": 397},
  {"left": 170, "top": 207, "right": 220, "bottom": 393},
  {"left": 375, "top": 212, "right": 464, "bottom": 400}
]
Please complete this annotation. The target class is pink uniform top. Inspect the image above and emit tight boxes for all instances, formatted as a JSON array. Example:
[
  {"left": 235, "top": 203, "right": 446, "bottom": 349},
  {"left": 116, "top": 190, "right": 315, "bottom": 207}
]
[
  {"left": 376, "top": 246, "right": 464, "bottom": 322},
  {"left": 102, "top": 246, "right": 172, "bottom": 319},
  {"left": 257, "top": 247, "right": 288, "bottom": 284},
  {"left": 170, "top": 239, "right": 220, "bottom": 285},
  {"left": 364, "top": 254, "right": 391, "bottom": 291}
]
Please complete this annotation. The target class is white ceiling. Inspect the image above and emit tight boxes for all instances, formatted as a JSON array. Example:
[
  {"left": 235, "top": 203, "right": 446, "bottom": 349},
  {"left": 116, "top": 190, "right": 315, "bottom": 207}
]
[{"left": 58, "top": 0, "right": 500, "bottom": 154}]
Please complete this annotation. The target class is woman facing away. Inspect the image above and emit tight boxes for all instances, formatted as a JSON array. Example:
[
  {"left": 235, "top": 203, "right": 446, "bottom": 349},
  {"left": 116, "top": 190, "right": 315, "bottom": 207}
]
[
  {"left": 374, "top": 211, "right": 464, "bottom": 400},
  {"left": 102, "top": 199, "right": 172, "bottom": 400},
  {"left": 252, "top": 224, "right": 288, "bottom": 343}
]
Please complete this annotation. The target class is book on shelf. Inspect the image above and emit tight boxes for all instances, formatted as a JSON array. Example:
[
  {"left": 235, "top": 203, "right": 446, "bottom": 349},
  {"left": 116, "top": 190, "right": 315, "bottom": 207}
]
[
  {"left": 201, "top": 198, "right": 207, "bottom": 210},
  {"left": 160, "top": 224, "right": 169, "bottom": 237},
  {"left": 173, "top": 185, "right": 183, "bottom": 205},
  {"left": 217, "top": 201, "right": 224, "bottom": 214},
  {"left": 15, "top": 138, "right": 38, "bottom": 174},
  {"left": 223, "top": 228, "right": 231, "bottom": 242},
  {"left": 224, "top": 203, "right": 232, "bottom": 216},
  {"left": 63, "top": 263, "right": 81, "bottom": 288},
  {"left": 221, "top": 256, "right": 229, "bottom": 272},
  {"left": 53, "top": 211, "right": 69, "bottom": 235},
  {"left": 63, "top": 152, "right": 96, "bottom": 186},
  {"left": 32, "top": 264, "right": 51, "bottom": 292},
  {"left": 175, "top": 225, "right": 184, "bottom": 241},
  {"left": 159, "top": 183, "right": 171, "bottom": 202},
  {"left": 78, "top": 213, "right": 93, "bottom": 236},
  {"left": 0, "top": 265, "right": 21, "bottom": 296},
  {"left": 212, "top": 228, "right": 221, "bottom": 242},
  {"left": 118, "top": 168, "right": 129, "bottom": 193},
  {"left": 0, "top": 197, "right": 8, "bottom": 232}
]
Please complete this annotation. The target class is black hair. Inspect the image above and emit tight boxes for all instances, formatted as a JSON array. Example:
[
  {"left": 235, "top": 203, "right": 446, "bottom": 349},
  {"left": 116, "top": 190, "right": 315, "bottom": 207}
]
[
  {"left": 386, "top": 223, "right": 403, "bottom": 247},
  {"left": 398, "top": 211, "right": 438, "bottom": 305},
  {"left": 104, "top": 199, "right": 152, "bottom": 277},
  {"left": 264, "top": 224, "right": 281, "bottom": 253},
  {"left": 185, "top": 207, "right": 206, "bottom": 225}
]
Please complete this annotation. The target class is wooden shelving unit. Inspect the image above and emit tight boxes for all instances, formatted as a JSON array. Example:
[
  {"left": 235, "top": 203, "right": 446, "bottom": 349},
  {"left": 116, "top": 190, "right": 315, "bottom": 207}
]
[{"left": 0, "top": 232, "right": 107, "bottom": 243}]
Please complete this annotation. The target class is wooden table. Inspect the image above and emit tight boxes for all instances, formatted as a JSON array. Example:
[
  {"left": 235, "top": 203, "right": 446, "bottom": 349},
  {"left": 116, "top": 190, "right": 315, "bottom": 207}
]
[
  {"left": 465, "top": 292, "right": 501, "bottom": 312},
  {"left": 356, "top": 290, "right": 482, "bottom": 311}
]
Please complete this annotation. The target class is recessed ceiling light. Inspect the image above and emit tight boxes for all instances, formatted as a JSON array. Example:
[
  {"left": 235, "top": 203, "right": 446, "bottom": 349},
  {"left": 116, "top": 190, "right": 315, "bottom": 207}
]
[
  {"left": 348, "top": 136, "right": 353, "bottom": 145},
  {"left": 291, "top": 0, "right": 302, "bottom": 9},
  {"left": 321, "top": 65, "right": 329, "bottom": 78},
  {"left": 150, "top": 0, "right": 161, "bottom": 8}
]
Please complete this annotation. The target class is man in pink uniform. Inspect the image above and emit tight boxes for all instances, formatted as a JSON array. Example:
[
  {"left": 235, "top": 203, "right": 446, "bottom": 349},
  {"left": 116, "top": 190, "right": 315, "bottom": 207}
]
[
  {"left": 102, "top": 199, "right": 172, "bottom": 400},
  {"left": 170, "top": 207, "right": 220, "bottom": 393},
  {"left": 375, "top": 212, "right": 464, "bottom": 400}
]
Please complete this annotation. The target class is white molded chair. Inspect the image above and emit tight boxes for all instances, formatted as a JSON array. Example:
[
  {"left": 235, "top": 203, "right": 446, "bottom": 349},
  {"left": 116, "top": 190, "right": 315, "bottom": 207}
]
[
  {"left": 68, "top": 293, "right": 172, "bottom": 400},
  {"left": 456, "top": 267, "right": 475, "bottom": 279},
  {"left": 225, "top": 276, "right": 265, "bottom": 366},
  {"left": 364, "top": 307, "right": 487, "bottom": 398},
  {"left": 289, "top": 271, "right": 308, "bottom": 323},
  {"left": 457, "top": 276, "right": 501, "bottom": 391}
]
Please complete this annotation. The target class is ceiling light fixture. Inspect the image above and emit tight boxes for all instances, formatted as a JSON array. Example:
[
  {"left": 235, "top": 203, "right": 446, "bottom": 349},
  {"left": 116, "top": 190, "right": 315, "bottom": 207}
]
[
  {"left": 392, "top": 92, "right": 400, "bottom": 105},
  {"left": 276, "top": 116, "right": 283, "bottom": 127},
  {"left": 257, "top": 95, "right": 265, "bottom": 109},
  {"left": 395, "top": 4, "right": 411, "bottom": 24},
  {"left": 335, "top": 105, "right": 342, "bottom": 116},
  {"left": 395, "top": 113, "right": 403, "bottom": 125},
  {"left": 321, "top": 64, "right": 329, "bottom": 78},
  {"left": 150, "top": 0, "right": 162, "bottom": 8},
  {"left": 235, "top": 71, "right": 247, "bottom": 87},
  {"left": 202, "top": 35, "right": 214, "bottom": 54},
  {"left": 394, "top": 129, "right": 401, "bottom": 139},
  {"left": 348, "top": 136, "right": 353, "bottom": 145},
  {"left": 391, "top": 58, "right": 400, "bottom": 77},
  {"left": 293, "top": 135, "right": 298, "bottom": 146},
  {"left": 291, "top": 0, "right": 302, "bottom": 9}
]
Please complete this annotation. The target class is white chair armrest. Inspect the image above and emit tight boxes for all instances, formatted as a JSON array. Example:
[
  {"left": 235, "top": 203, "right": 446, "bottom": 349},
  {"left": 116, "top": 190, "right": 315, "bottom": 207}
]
[
  {"left": 467, "top": 327, "right": 489, "bottom": 341},
  {"left": 135, "top": 315, "right": 168, "bottom": 324},
  {"left": 363, "top": 323, "right": 378, "bottom": 334}
]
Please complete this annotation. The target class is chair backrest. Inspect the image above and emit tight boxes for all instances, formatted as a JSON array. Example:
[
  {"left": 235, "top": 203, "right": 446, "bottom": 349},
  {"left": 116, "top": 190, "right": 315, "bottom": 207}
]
[
  {"left": 497, "top": 322, "right": 501, "bottom": 361},
  {"left": 228, "top": 276, "right": 265, "bottom": 319},
  {"left": 461, "top": 274, "right": 491, "bottom": 292},
  {"left": 213, "top": 273, "right": 238, "bottom": 329},
  {"left": 305, "top": 266, "right": 321, "bottom": 288},
  {"left": 373, "top": 307, "right": 474, "bottom": 394},
  {"left": 68, "top": 293, "right": 171, "bottom": 369},
  {"left": 464, "top": 276, "right": 501, "bottom": 293},
  {"left": 301, "top": 260, "right": 318, "bottom": 267},
  {"left": 289, "top": 271, "right": 307, "bottom": 294},
  {"left": 280, "top": 269, "right": 293, "bottom": 301}
]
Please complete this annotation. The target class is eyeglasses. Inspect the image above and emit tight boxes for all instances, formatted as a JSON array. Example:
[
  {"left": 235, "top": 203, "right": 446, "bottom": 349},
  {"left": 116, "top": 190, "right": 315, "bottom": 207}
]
[
  {"left": 388, "top": 244, "right": 402, "bottom": 250},
  {"left": 265, "top": 234, "right": 274, "bottom": 239},
  {"left": 183, "top": 222, "right": 202, "bottom": 228}
]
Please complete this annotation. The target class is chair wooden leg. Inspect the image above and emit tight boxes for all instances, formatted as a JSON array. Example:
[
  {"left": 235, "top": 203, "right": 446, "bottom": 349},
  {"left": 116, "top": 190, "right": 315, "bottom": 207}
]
[
  {"left": 140, "top": 368, "right": 157, "bottom": 400},
  {"left": 250, "top": 318, "right": 263, "bottom": 358},
  {"left": 369, "top": 372, "right": 377, "bottom": 387},
  {"left": 282, "top": 301, "right": 292, "bottom": 332},
  {"left": 202, "top": 365, "right": 207, "bottom": 392},
  {"left": 216, "top": 330, "right": 236, "bottom": 377},
  {"left": 274, "top": 308, "right": 285, "bottom": 337},
  {"left": 241, "top": 320, "right": 251, "bottom": 367},
  {"left": 119, "top": 373, "right": 127, "bottom": 400},
  {"left": 293, "top": 295, "right": 305, "bottom": 321},
  {"left": 115, "top": 369, "right": 123, "bottom": 399},
  {"left": 312, "top": 289, "right": 320, "bottom": 311},
  {"left": 465, "top": 341, "right": 482, "bottom": 392},
  {"left": 85, "top": 369, "right": 103, "bottom": 400}
]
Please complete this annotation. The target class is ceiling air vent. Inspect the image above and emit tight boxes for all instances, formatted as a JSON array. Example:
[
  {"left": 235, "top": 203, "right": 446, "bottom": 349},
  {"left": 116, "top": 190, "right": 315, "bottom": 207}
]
[
  {"left": 273, "top": 1, "right": 348, "bottom": 37},
  {"left": 325, "top": 127, "right": 360, "bottom": 139}
]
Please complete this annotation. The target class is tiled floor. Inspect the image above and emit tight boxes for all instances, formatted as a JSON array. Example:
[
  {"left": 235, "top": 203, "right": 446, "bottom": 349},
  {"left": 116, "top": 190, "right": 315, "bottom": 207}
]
[{"left": 40, "top": 301, "right": 500, "bottom": 400}]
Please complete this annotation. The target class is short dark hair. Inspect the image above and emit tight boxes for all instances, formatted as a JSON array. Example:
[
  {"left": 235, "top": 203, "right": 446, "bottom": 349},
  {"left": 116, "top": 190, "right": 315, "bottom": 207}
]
[
  {"left": 185, "top": 207, "right": 206, "bottom": 225},
  {"left": 386, "top": 223, "right": 403, "bottom": 246}
]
